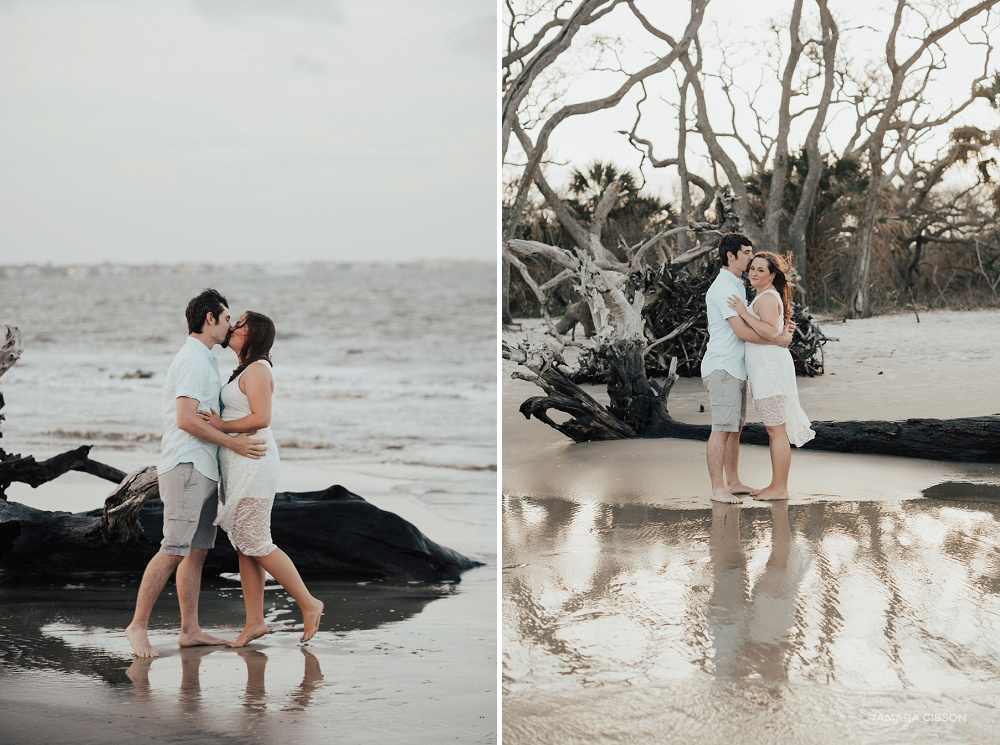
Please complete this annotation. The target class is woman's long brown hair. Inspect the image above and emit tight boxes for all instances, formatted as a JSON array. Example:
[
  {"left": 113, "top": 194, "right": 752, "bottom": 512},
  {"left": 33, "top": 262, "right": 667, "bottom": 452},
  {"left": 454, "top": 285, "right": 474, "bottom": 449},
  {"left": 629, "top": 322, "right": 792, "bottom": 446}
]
[
  {"left": 753, "top": 251, "right": 795, "bottom": 323},
  {"left": 228, "top": 311, "right": 275, "bottom": 383}
]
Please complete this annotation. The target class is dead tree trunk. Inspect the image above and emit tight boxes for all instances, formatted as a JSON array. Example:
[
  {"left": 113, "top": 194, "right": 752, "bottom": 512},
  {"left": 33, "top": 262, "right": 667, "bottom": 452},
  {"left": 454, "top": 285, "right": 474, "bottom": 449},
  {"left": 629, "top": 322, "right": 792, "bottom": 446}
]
[
  {"left": 786, "top": 0, "right": 838, "bottom": 301},
  {"left": 844, "top": 0, "right": 999, "bottom": 317},
  {"left": 0, "top": 326, "right": 20, "bottom": 465},
  {"left": 604, "top": 340, "right": 675, "bottom": 436},
  {"left": 502, "top": 258, "right": 514, "bottom": 326}
]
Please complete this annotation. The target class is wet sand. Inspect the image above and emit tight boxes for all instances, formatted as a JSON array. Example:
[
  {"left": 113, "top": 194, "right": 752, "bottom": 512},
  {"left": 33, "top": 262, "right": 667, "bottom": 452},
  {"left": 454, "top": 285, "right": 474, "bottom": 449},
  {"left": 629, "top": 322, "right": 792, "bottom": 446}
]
[
  {"left": 1, "top": 456, "right": 496, "bottom": 744},
  {"left": 503, "top": 310, "right": 1000, "bottom": 744}
]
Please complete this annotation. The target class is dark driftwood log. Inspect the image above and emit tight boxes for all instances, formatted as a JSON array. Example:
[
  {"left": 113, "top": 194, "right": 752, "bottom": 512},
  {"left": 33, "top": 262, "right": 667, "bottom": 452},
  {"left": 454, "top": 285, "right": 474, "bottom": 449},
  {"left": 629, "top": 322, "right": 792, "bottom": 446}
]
[
  {"left": 0, "top": 445, "right": 127, "bottom": 499},
  {"left": 0, "top": 466, "right": 483, "bottom": 582},
  {"left": 651, "top": 416, "right": 1000, "bottom": 462},
  {"left": 506, "top": 342, "right": 636, "bottom": 441},
  {"left": 507, "top": 343, "right": 1000, "bottom": 462},
  {"left": 603, "top": 340, "right": 675, "bottom": 436}
]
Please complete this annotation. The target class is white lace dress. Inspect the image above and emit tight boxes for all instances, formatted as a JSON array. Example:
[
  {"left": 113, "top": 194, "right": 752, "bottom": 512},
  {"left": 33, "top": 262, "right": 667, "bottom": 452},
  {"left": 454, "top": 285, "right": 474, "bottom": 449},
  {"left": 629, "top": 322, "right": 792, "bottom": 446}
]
[
  {"left": 214, "top": 360, "right": 280, "bottom": 556},
  {"left": 744, "top": 289, "right": 815, "bottom": 447}
]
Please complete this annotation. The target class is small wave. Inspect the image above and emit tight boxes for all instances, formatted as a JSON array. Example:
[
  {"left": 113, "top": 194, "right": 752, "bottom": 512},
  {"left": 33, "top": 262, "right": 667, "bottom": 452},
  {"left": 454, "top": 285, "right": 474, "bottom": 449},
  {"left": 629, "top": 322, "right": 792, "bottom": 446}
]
[
  {"left": 400, "top": 460, "right": 497, "bottom": 472},
  {"left": 281, "top": 387, "right": 493, "bottom": 402},
  {"left": 275, "top": 438, "right": 336, "bottom": 450},
  {"left": 46, "top": 428, "right": 159, "bottom": 443}
]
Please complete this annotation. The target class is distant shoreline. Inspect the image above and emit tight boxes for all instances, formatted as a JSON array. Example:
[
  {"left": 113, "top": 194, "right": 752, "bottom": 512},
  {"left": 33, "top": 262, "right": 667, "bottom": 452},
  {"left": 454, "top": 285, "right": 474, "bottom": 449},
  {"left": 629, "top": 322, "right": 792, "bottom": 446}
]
[{"left": 1, "top": 259, "right": 495, "bottom": 278}]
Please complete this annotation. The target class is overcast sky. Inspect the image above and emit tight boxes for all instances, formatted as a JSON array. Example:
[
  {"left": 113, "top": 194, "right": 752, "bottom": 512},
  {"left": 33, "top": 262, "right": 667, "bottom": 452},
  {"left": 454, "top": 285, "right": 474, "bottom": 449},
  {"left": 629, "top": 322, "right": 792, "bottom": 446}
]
[{"left": 0, "top": 0, "right": 495, "bottom": 265}]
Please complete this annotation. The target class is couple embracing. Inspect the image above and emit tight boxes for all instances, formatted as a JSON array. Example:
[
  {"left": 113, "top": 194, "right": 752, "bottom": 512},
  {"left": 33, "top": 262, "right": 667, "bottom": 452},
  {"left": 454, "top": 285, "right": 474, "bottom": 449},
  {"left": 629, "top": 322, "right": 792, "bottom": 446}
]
[
  {"left": 125, "top": 289, "right": 323, "bottom": 658},
  {"left": 701, "top": 233, "right": 815, "bottom": 503}
]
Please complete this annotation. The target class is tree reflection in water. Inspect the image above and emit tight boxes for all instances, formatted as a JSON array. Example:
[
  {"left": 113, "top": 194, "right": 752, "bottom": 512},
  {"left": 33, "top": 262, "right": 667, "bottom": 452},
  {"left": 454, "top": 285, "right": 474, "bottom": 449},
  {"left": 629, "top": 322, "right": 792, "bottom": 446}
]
[{"left": 504, "top": 494, "right": 1000, "bottom": 695}]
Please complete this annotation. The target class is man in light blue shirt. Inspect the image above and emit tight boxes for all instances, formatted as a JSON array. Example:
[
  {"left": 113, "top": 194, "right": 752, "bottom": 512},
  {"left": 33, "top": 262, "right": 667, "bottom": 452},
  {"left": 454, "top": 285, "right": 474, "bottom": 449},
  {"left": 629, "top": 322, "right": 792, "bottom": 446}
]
[
  {"left": 125, "top": 289, "right": 267, "bottom": 658},
  {"left": 702, "top": 233, "right": 793, "bottom": 503}
]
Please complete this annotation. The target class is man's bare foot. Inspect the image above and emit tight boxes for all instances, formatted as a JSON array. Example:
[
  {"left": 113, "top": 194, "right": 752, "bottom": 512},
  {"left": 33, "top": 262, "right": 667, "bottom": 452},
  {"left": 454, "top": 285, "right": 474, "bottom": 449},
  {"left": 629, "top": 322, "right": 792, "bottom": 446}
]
[
  {"left": 301, "top": 599, "right": 324, "bottom": 643},
  {"left": 726, "top": 482, "right": 755, "bottom": 495},
  {"left": 228, "top": 624, "right": 270, "bottom": 648},
  {"left": 178, "top": 630, "right": 231, "bottom": 648},
  {"left": 710, "top": 488, "right": 742, "bottom": 504},
  {"left": 125, "top": 624, "right": 159, "bottom": 658},
  {"left": 752, "top": 486, "right": 789, "bottom": 501}
]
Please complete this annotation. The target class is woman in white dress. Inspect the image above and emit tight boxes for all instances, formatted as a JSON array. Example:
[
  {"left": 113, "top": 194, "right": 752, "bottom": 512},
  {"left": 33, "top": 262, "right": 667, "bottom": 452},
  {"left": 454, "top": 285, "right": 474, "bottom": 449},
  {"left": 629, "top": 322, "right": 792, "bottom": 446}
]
[
  {"left": 726, "top": 252, "right": 815, "bottom": 501},
  {"left": 200, "top": 311, "right": 324, "bottom": 647}
]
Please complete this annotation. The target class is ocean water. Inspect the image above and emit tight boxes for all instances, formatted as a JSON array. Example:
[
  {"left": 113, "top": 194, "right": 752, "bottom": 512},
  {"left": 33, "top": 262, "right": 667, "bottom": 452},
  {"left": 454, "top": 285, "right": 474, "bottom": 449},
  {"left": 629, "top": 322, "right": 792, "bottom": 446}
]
[{"left": 0, "top": 261, "right": 495, "bottom": 475}]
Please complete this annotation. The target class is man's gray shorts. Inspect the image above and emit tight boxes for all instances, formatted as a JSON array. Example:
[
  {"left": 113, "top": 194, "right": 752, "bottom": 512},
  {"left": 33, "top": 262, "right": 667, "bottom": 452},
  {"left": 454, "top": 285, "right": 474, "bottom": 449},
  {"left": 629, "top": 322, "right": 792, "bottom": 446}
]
[
  {"left": 158, "top": 463, "right": 218, "bottom": 556},
  {"left": 702, "top": 369, "right": 748, "bottom": 432}
]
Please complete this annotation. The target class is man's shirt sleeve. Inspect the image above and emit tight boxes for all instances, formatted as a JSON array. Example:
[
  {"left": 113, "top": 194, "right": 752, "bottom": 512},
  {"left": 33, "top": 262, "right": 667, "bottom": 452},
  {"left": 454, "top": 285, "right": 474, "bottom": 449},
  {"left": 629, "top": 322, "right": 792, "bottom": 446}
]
[
  {"left": 173, "top": 357, "right": 208, "bottom": 402},
  {"left": 707, "top": 281, "right": 739, "bottom": 321}
]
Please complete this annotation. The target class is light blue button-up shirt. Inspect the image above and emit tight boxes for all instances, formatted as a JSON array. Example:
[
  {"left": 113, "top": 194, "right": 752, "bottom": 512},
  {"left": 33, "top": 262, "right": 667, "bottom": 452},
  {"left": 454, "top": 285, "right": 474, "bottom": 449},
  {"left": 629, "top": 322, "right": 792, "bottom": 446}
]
[
  {"left": 157, "top": 336, "right": 222, "bottom": 481},
  {"left": 700, "top": 268, "right": 747, "bottom": 380}
]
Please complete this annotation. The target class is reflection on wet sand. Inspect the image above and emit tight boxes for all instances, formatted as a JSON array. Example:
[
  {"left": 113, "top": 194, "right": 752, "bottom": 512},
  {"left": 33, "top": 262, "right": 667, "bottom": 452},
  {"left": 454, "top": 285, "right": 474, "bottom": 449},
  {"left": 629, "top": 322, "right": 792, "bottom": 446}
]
[
  {"left": 504, "top": 494, "right": 1000, "bottom": 743},
  {"left": 0, "top": 579, "right": 448, "bottom": 686},
  {"left": 0, "top": 569, "right": 495, "bottom": 745},
  {"left": 125, "top": 646, "right": 323, "bottom": 716},
  {"left": 708, "top": 503, "right": 807, "bottom": 685}
]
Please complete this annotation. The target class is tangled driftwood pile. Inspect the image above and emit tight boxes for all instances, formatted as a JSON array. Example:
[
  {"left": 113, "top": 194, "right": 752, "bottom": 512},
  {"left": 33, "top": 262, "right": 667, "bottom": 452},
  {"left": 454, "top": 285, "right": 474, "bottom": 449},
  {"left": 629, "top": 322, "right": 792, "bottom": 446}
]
[{"left": 572, "top": 259, "right": 829, "bottom": 383}]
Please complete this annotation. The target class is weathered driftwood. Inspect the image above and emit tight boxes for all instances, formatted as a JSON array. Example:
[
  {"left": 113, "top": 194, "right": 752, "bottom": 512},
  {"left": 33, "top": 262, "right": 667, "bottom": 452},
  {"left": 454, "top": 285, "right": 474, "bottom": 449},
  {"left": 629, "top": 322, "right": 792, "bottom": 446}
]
[
  {"left": 0, "top": 326, "right": 11, "bottom": 455},
  {"left": 506, "top": 340, "right": 1000, "bottom": 462},
  {"left": 508, "top": 345, "right": 637, "bottom": 441},
  {"left": 0, "top": 466, "right": 483, "bottom": 583},
  {"left": 0, "top": 325, "right": 20, "bottom": 380},
  {"left": 555, "top": 300, "right": 596, "bottom": 338},
  {"left": 650, "top": 414, "right": 1000, "bottom": 463},
  {"left": 0, "top": 445, "right": 126, "bottom": 499}
]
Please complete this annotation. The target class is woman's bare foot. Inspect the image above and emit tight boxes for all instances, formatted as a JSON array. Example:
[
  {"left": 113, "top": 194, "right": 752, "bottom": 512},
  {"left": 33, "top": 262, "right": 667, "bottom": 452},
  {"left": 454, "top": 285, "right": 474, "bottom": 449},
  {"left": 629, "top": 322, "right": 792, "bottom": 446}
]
[
  {"left": 726, "top": 482, "right": 756, "bottom": 495},
  {"left": 228, "top": 624, "right": 270, "bottom": 648},
  {"left": 179, "top": 629, "right": 231, "bottom": 648},
  {"left": 300, "top": 599, "right": 324, "bottom": 643},
  {"left": 300, "top": 649, "right": 324, "bottom": 686},
  {"left": 125, "top": 623, "right": 159, "bottom": 658},
  {"left": 752, "top": 486, "right": 789, "bottom": 501}
]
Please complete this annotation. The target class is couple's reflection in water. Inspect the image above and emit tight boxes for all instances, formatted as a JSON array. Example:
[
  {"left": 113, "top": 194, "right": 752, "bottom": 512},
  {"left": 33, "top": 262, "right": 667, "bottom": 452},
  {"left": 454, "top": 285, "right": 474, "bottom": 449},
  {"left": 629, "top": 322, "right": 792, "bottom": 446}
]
[
  {"left": 126, "top": 645, "right": 324, "bottom": 714},
  {"left": 707, "top": 501, "right": 809, "bottom": 685}
]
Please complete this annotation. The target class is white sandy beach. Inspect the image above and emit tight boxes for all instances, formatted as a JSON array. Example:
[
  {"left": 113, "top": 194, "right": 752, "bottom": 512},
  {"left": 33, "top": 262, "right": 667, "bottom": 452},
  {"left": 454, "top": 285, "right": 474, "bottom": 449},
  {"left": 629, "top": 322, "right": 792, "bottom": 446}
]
[
  {"left": 503, "top": 309, "right": 1000, "bottom": 506},
  {"left": 503, "top": 309, "right": 1000, "bottom": 744}
]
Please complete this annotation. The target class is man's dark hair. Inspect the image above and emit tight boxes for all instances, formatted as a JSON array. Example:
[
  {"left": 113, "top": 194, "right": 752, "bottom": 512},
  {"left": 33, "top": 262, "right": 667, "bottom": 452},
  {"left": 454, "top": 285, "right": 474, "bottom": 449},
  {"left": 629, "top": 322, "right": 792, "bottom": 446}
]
[
  {"left": 718, "top": 232, "right": 753, "bottom": 267},
  {"left": 186, "top": 289, "right": 228, "bottom": 334}
]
